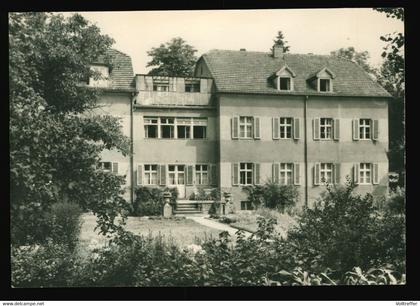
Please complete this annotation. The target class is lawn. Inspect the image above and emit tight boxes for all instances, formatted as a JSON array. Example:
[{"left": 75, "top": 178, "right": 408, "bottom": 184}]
[{"left": 78, "top": 213, "right": 224, "bottom": 255}]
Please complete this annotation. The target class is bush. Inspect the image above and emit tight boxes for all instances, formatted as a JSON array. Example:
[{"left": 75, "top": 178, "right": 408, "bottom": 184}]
[
  {"left": 386, "top": 186, "right": 405, "bottom": 215},
  {"left": 243, "top": 181, "right": 299, "bottom": 212},
  {"left": 132, "top": 187, "right": 178, "bottom": 216},
  {"left": 189, "top": 187, "right": 220, "bottom": 201}
]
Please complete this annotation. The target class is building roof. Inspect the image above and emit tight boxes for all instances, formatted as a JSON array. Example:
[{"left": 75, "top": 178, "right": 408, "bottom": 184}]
[
  {"left": 200, "top": 49, "right": 391, "bottom": 97},
  {"left": 94, "top": 49, "right": 135, "bottom": 91}
]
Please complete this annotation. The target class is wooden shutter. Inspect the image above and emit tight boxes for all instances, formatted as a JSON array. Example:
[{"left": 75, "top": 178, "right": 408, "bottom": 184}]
[
  {"left": 353, "top": 119, "right": 360, "bottom": 140},
  {"left": 272, "top": 117, "right": 280, "bottom": 139},
  {"left": 210, "top": 164, "right": 217, "bottom": 186},
  {"left": 293, "top": 118, "right": 300, "bottom": 140},
  {"left": 334, "top": 163, "right": 340, "bottom": 184},
  {"left": 137, "top": 164, "right": 143, "bottom": 185},
  {"left": 333, "top": 119, "right": 340, "bottom": 140},
  {"left": 231, "top": 117, "right": 239, "bottom": 139},
  {"left": 353, "top": 163, "right": 359, "bottom": 184},
  {"left": 112, "top": 162, "right": 118, "bottom": 174},
  {"left": 314, "top": 163, "right": 320, "bottom": 185},
  {"left": 372, "top": 119, "right": 379, "bottom": 141},
  {"left": 272, "top": 163, "right": 279, "bottom": 184},
  {"left": 372, "top": 163, "right": 379, "bottom": 185},
  {"left": 232, "top": 163, "right": 239, "bottom": 186},
  {"left": 254, "top": 163, "right": 261, "bottom": 185},
  {"left": 313, "top": 118, "right": 320, "bottom": 140},
  {"left": 294, "top": 163, "right": 301, "bottom": 185},
  {"left": 186, "top": 165, "right": 194, "bottom": 186},
  {"left": 254, "top": 117, "right": 261, "bottom": 139},
  {"left": 159, "top": 164, "right": 166, "bottom": 186}
]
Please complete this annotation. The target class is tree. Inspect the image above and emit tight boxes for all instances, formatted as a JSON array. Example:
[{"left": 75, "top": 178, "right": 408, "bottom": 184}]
[
  {"left": 270, "top": 31, "right": 290, "bottom": 53},
  {"left": 373, "top": 8, "right": 405, "bottom": 182},
  {"left": 146, "top": 37, "right": 197, "bottom": 76},
  {"left": 330, "top": 47, "right": 374, "bottom": 74},
  {"left": 9, "top": 13, "right": 130, "bottom": 245}
]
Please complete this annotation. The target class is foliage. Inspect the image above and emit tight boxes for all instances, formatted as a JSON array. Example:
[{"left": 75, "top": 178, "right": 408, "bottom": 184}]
[
  {"left": 146, "top": 37, "right": 197, "bottom": 76},
  {"left": 132, "top": 187, "right": 178, "bottom": 216},
  {"left": 330, "top": 47, "right": 374, "bottom": 74},
  {"left": 386, "top": 187, "right": 405, "bottom": 215},
  {"left": 189, "top": 187, "right": 220, "bottom": 201},
  {"left": 344, "top": 266, "right": 405, "bottom": 285},
  {"left": 271, "top": 31, "right": 290, "bottom": 53},
  {"left": 243, "top": 181, "right": 299, "bottom": 213},
  {"left": 9, "top": 12, "right": 130, "bottom": 245}
]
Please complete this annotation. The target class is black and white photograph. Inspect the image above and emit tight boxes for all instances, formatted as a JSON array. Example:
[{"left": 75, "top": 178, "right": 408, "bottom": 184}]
[{"left": 8, "top": 6, "right": 407, "bottom": 294}]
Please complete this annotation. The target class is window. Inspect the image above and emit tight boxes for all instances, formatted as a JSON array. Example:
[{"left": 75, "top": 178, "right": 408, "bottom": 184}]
[
  {"left": 185, "top": 80, "right": 200, "bottom": 92},
  {"left": 320, "top": 163, "right": 333, "bottom": 184},
  {"left": 144, "top": 164, "right": 158, "bottom": 185},
  {"left": 279, "top": 77, "right": 291, "bottom": 91},
  {"left": 195, "top": 164, "right": 208, "bottom": 185},
  {"left": 99, "top": 162, "right": 112, "bottom": 172},
  {"left": 280, "top": 163, "right": 293, "bottom": 185},
  {"left": 359, "top": 119, "right": 371, "bottom": 140},
  {"left": 160, "top": 118, "right": 174, "bottom": 139},
  {"left": 144, "top": 117, "right": 158, "bottom": 138},
  {"left": 193, "top": 118, "right": 207, "bottom": 139},
  {"left": 239, "top": 116, "right": 253, "bottom": 138},
  {"left": 240, "top": 163, "right": 253, "bottom": 185},
  {"left": 168, "top": 165, "right": 185, "bottom": 185},
  {"left": 320, "top": 118, "right": 333, "bottom": 139},
  {"left": 241, "top": 201, "right": 254, "bottom": 210},
  {"left": 280, "top": 117, "right": 293, "bottom": 139},
  {"left": 319, "top": 79, "right": 331, "bottom": 92},
  {"left": 153, "top": 78, "right": 169, "bottom": 91},
  {"left": 177, "top": 118, "right": 191, "bottom": 139},
  {"left": 359, "top": 163, "right": 371, "bottom": 184}
]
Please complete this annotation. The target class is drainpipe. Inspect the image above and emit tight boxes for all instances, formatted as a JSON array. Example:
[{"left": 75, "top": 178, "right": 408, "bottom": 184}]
[
  {"left": 129, "top": 91, "right": 136, "bottom": 207},
  {"left": 304, "top": 95, "right": 309, "bottom": 207}
]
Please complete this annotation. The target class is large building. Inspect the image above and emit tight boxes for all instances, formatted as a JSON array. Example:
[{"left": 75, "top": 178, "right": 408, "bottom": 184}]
[{"left": 92, "top": 46, "right": 391, "bottom": 211}]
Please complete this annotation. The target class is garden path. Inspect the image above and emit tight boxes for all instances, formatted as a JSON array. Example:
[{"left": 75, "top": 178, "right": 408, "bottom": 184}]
[{"left": 186, "top": 216, "right": 252, "bottom": 238}]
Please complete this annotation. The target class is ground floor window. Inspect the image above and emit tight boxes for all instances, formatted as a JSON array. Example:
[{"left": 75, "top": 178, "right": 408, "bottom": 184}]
[
  {"left": 195, "top": 164, "right": 208, "bottom": 185},
  {"left": 144, "top": 164, "right": 158, "bottom": 185},
  {"left": 320, "top": 163, "right": 333, "bottom": 184},
  {"left": 280, "top": 163, "right": 293, "bottom": 185},
  {"left": 359, "top": 163, "right": 372, "bottom": 184},
  {"left": 240, "top": 163, "right": 253, "bottom": 185},
  {"left": 168, "top": 165, "right": 185, "bottom": 185},
  {"left": 241, "top": 201, "right": 254, "bottom": 210}
]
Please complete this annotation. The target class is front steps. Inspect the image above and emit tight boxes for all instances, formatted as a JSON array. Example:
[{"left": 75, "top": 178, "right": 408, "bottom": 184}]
[{"left": 174, "top": 200, "right": 203, "bottom": 215}]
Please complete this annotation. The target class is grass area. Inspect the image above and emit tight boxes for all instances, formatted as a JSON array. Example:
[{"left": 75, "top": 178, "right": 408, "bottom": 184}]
[
  {"left": 221, "top": 208, "right": 298, "bottom": 237},
  {"left": 78, "top": 213, "right": 224, "bottom": 255}
]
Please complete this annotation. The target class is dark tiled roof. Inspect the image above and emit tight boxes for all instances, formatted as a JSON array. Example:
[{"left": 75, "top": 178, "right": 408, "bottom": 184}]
[
  {"left": 94, "top": 49, "right": 134, "bottom": 91},
  {"left": 201, "top": 50, "right": 391, "bottom": 97}
]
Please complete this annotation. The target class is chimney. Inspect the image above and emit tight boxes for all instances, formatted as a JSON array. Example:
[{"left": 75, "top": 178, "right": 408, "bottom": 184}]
[
  {"left": 240, "top": 48, "right": 246, "bottom": 51},
  {"left": 272, "top": 45, "right": 283, "bottom": 58}
]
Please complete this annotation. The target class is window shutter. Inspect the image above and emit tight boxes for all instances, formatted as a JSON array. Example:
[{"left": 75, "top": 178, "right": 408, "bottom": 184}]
[
  {"left": 334, "top": 163, "right": 340, "bottom": 184},
  {"left": 210, "top": 164, "right": 217, "bottom": 186},
  {"left": 231, "top": 117, "right": 239, "bottom": 139},
  {"left": 353, "top": 119, "right": 360, "bottom": 140},
  {"left": 372, "top": 163, "right": 379, "bottom": 185},
  {"left": 272, "top": 163, "right": 279, "bottom": 184},
  {"left": 232, "top": 163, "right": 239, "bottom": 186},
  {"left": 112, "top": 162, "right": 118, "bottom": 174},
  {"left": 293, "top": 118, "right": 300, "bottom": 140},
  {"left": 254, "top": 117, "right": 261, "bottom": 139},
  {"left": 353, "top": 163, "right": 359, "bottom": 184},
  {"left": 294, "top": 163, "right": 301, "bottom": 185},
  {"left": 333, "top": 119, "right": 340, "bottom": 140},
  {"left": 137, "top": 164, "right": 143, "bottom": 185},
  {"left": 272, "top": 117, "right": 280, "bottom": 139},
  {"left": 186, "top": 165, "right": 194, "bottom": 186},
  {"left": 313, "top": 118, "right": 320, "bottom": 140},
  {"left": 159, "top": 164, "right": 166, "bottom": 186},
  {"left": 372, "top": 119, "right": 379, "bottom": 141},
  {"left": 314, "top": 163, "right": 320, "bottom": 186},
  {"left": 254, "top": 163, "right": 261, "bottom": 185}
]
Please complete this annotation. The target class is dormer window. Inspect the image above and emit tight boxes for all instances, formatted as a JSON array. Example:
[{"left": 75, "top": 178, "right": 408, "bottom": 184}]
[
  {"left": 319, "top": 78, "right": 331, "bottom": 92},
  {"left": 89, "top": 65, "right": 110, "bottom": 87},
  {"left": 271, "top": 65, "right": 296, "bottom": 92}
]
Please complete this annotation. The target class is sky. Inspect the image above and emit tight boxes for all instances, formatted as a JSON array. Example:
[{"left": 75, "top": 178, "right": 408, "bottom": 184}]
[{"left": 64, "top": 9, "right": 404, "bottom": 74}]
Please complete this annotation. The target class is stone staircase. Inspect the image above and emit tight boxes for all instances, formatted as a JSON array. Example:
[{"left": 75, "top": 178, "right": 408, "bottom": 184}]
[{"left": 174, "top": 200, "right": 203, "bottom": 215}]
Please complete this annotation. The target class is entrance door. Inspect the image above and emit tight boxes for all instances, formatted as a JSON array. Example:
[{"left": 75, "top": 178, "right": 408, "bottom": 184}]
[{"left": 168, "top": 165, "right": 186, "bottom": 199}]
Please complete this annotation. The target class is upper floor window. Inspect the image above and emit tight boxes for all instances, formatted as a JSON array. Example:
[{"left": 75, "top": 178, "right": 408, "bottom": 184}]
[
  {"left": 359, "top": 119, "right": 371, "bottom": 140},
  {"left": 144, "top": 164, "right": 158, "bottom": 185},
  {"left": 185, "top": 79, "right": 200, "bottom": 92},
  {"left": 177, "top": 118, "right": 191, "bottom": 139},
  {"left": 239, "top": 116, "right": 253, "bottom": 138},
  {"left": 193, "top": 118, "right": 207, "bottom": 139},
  {"left": 320, "top": 118, "right": 333, "bottom": 139},
  {"left": 279, "top": 77, "right": 291, "bottom": 91},
  {"left": 319, "top": 79, "right": 331, "bottom": 92},
  {"left": 160, "top": 118, "right": 175, "bottom": 138},
  {"left": 144, "top": 117, "right": 158, "bottom": 138},
  {"left": 280, "top": 117, "right": 293, "bottom": 139},
  {"left": 320, "top": 163, "right": 333, "bottom": 184},
  {"left": 273, "top": 65, "right": 296, "bottom": 91},
  {"left": 153, "top": 77, "right": 170, "bottom": 92},
  {"left": 144, "top": 116, "right": 207, "bottom": 139},
  {"left": 240, "top": 163, "right": 253, "bottom": 185},
  {"left": 98, "top": 161, "right": 118, "bottom": 174}
]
